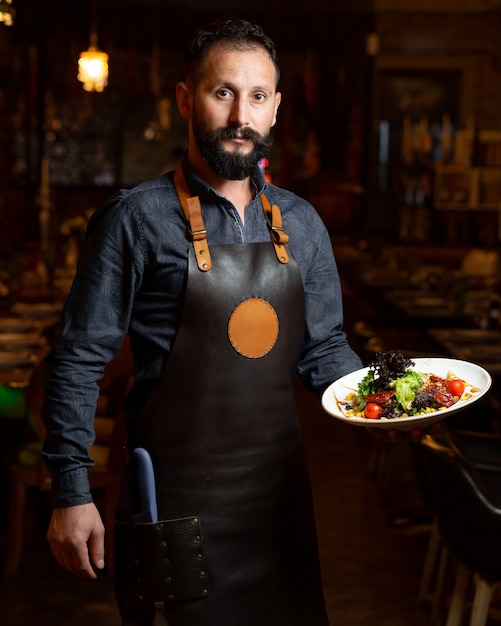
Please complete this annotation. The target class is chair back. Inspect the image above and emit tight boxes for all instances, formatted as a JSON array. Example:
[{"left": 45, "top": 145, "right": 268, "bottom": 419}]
[
  {"left": 419, "top": 434, "right": 501, "bottom": 583},
  {"left": 447, "top": 428, "right": 501, "bottom": 470}
]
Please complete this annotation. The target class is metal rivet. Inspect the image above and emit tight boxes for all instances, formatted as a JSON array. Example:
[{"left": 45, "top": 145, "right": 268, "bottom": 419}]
[
  {"left": 202, "top": 263, "right": 208, "bottom": 269},
  {"left": 161, "top": 540, "right": 167, "bottom": 547},
  {"left": 195, "top": 535, "right": 201, "bottom": 542},
  {"left": 138, "top": 595, "right": 144, "bottom": 601},
  {"left": 159, "top": 523, "right": 164, "bottom": 529},
  {"left": 167, "top": 594, "right": 174, "bottom": 601},
  {"left": 197, "top": 553, "right": 203, "bottom": 560},
  {"left": 280, "top": 256, "right": 286, "bottom": 261},
  {"left": 192, "top": 517, "right": 199, "bottom": 525},
  {"left": 199, "top": 249, "right": 205, "bottom": 255},
  {"left": 165, "top": 576, "right": 172, "bottom": 583},
  {"left": 202, "top": 589, "right": 208, "bottom": 596},
  {"left": 200, "top": 570, "right": 206, "bottom": 577},
  {"left": 163, "top": 558, "right": 170, "bottom": 565}
]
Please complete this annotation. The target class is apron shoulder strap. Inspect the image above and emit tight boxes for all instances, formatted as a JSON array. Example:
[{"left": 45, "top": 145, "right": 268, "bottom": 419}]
[
  {"left": 260, "top": 192, "right": 289, "bottom": 264},
  {"left": 174, "top": 167, "right": 212, "bottom": 272},
  {"left": 174, "top": 166, "right": 290, "bottom": 267}
]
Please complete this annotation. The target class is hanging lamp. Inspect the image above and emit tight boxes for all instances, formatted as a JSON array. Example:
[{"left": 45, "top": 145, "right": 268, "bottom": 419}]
[
  {"left": 0, "top": 0, "right": 15, "bottom": 26},
  {"left": 77, "top": 2, "right": 108, "bottom": 92}
]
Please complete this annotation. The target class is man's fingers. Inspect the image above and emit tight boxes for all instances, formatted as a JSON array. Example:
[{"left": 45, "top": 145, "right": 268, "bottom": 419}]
[
  {"left": 59, "top": 537, "right": 98, "bottom": 578},
  {"left": 71, "top": 541, "right": 99, "bottom": 579},
  {"left": 50, "top": 540, "right": 96, "bottom": 579},
  {"left": 388, "top": 429, "right": 400, "bottom": 443},
  {"left": 88, "top": 527, "right": 106, "bottom": 571}
]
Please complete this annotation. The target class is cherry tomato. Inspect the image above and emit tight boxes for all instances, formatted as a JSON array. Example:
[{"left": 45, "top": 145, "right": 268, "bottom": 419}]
[
  {"left": 365, "top": 402, "right": 383, "bottom": 419},
  {"left": 448, "top": 379, "right": 465, "bottom": 397}
]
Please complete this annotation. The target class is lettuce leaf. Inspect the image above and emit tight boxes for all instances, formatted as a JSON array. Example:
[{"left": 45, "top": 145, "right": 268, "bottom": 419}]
[
  {"left": 356, "top": 370, "right": 376, "bottom": 404},
  {"left": 391, "top": 369, "right": 424, "bottom": 411}
]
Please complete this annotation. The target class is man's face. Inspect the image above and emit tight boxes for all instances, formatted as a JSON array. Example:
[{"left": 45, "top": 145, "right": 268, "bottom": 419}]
[{"left": 181, "top": 43, "right": 281, "bottom": 180}]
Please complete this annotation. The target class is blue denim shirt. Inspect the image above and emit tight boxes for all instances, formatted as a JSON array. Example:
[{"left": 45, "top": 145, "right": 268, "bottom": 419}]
[{"left": 42, "top": 158, "right": 362, "bottom": 507}]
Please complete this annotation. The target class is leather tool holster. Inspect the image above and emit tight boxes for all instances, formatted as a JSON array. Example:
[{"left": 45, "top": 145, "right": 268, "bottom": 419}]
[{"left": 114, "top": 516, "right": 209, "bottom": 606}]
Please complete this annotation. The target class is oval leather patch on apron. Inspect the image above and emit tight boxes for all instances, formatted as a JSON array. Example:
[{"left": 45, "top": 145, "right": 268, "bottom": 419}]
[{"left": 228, "top": 297, "right": 279, "bottom": 358}]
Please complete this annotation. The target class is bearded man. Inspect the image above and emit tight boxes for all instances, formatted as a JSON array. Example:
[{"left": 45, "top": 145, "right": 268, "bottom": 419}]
[{"left": 42, "top": 17, "right": 362, "bottom": 626}]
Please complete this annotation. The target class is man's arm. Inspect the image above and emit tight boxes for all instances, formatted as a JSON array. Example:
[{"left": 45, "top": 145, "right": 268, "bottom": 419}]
[
  {"left": 294, "top": 211, "right": 363, "bottom": 394},
  {"left": 42, "top": 196, "right": 141, "bottom": 505},
  {"left": 42, "top": 198, "right": 142, "bottom": 575}
]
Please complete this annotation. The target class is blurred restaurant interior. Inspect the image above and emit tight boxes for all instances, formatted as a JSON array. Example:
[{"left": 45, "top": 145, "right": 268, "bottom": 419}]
[{"left": 2, "top": 0, "right": 501, "bottom": 624}]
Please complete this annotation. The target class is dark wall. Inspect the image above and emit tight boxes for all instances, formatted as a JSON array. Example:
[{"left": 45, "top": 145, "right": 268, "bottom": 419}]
[
  {"left": 0, "top": 1, "right": 373, "bottom": 257},
  {"left": 3, "top": 1, "right": 501, "bottom": 254}
]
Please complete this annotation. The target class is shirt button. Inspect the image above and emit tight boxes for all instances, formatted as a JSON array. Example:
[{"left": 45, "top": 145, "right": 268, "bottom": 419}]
[{"left": 234, "top": 221, "right": 239, "bottom": 228}]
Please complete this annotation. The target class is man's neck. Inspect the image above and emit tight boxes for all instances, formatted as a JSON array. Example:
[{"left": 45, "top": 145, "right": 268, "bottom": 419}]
[{"left": 187, "top": 153, "right": 254, "bottom": 223}]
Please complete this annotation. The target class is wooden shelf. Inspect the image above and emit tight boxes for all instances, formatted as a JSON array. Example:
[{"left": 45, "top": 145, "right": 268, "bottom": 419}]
[{"left": 434, "top": 164, "right": 501, "bottom": 211}]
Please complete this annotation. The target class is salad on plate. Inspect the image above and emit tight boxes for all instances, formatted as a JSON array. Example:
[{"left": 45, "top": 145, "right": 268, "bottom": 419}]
[
  {"left": 321, "top": 352, "right": 491, "bottom": 431},
  {"left": 347, "top": 351, "right": 472, "bottom": 421}
]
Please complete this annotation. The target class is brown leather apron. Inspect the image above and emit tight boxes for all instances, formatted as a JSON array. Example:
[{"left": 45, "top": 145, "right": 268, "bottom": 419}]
[{"left": 115, "top": 170, "right": 329, "bottom": 626}]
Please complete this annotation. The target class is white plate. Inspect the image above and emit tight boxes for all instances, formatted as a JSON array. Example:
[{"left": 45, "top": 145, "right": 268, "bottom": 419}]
[{"left": 321, "top": 357, "right": 492, "bottom": 432}]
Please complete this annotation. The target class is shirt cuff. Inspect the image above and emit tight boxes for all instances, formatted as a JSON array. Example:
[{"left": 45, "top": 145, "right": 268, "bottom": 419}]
[{"left": 51, "top": 467, "right": 93, "bottom": 508}]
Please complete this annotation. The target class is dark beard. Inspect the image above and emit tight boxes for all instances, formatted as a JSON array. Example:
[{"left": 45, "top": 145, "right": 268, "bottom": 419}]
[{"left": 193, "top": 123, "right": 273, "bottom": 180}]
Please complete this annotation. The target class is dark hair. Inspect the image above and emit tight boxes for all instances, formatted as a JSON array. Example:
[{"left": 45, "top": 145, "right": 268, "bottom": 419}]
[{"left": 184, "top": 18, "right": 280, "bottom": 85}]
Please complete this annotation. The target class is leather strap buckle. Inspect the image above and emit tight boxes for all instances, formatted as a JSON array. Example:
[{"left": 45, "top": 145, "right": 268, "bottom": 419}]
[
  {"left": 261, "top": 193, "right": 289, "bottom": 264},
  {"left": 189, "top": 228, "right": 207, "bottom": 237},
  {"left": 174, "top": 168, "right": 212, "bottom": 272}
]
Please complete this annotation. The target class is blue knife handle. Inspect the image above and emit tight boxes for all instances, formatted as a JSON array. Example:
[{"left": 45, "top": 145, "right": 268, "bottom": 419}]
[{"left": 131, "top": 447, "right": 158, "bottom": 523}]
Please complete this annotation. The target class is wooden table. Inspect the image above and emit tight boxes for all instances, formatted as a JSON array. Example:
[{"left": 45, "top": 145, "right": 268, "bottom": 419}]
[
  {"left": 428, "top": 327, "right": 501, "bottom": 376},
  {"left": 384, "top": 289, "right": 490, "bottom": 328}
]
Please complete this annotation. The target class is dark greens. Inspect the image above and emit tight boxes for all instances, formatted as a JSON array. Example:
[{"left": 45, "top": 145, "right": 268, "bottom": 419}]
[{"left": 356, "top": 351, "right": 425, "bottom": 418}]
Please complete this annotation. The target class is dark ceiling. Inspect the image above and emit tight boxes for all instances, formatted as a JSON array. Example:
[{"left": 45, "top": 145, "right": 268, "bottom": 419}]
[{"left": 8, "top": 0, "right": 375, "bottom": 53}]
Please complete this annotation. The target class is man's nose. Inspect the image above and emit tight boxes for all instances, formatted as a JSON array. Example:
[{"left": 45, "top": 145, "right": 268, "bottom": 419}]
[{"left": 229, "top": 97, "right": 249, "bottom": 126}]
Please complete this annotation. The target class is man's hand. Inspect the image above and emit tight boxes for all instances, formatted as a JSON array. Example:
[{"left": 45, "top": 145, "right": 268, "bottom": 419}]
[
  {"left": 369, "top": 420, "right": 443, "bottom": 443},
  {"left": 47, "top": 502, "right": 105, "bottom": 579}
]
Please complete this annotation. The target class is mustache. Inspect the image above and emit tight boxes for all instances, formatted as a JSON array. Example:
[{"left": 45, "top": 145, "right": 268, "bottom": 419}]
[{"left": 216, "top": 126, "right": 264, "bottom": 142}]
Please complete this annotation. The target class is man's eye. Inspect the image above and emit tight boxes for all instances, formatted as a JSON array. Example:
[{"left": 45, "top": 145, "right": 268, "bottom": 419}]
[{"left": 218, "top": 89, "right": 231, "bottom": 98}]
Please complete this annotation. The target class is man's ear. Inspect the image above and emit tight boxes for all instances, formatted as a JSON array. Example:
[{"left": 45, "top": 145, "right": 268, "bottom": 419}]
[
  {"left": 271, "top": 91, "right": 282, "bottom": 127},
  {"left": 176, "top": 82, "right": 192, "bottom": 120}
]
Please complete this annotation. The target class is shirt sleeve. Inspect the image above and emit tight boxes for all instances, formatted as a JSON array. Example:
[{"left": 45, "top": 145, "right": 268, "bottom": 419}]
[
  {"left": 42, "top": 196, "right": 144, "bottom": 508},
  {"left": 294, "top": 209, "right": 363, "bottom": 397}
]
